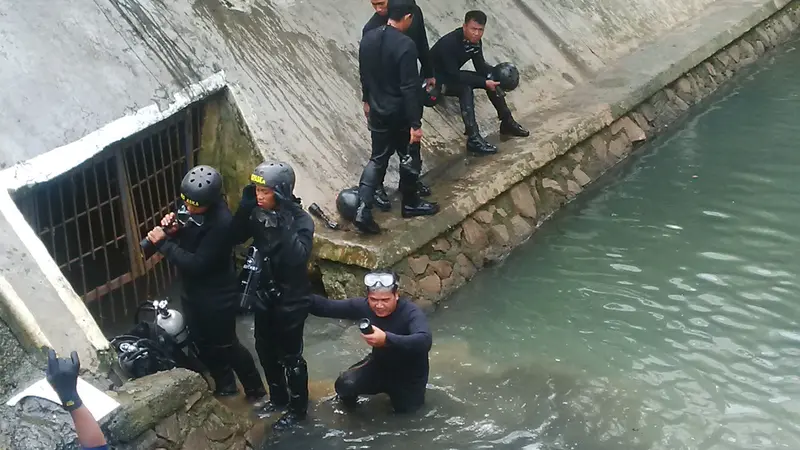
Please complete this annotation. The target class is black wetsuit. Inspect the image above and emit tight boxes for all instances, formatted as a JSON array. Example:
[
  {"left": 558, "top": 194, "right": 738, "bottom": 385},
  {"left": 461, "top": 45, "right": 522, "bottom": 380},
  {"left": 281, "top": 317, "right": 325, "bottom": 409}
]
[
  {"left": 358, "top": 24, "right": 423, "bottom": 212},
  {"left": 430, "top": 28, "right": 512, "bottom": 131},
  {"left": 309, "top": 295, "right": 432, "bottom": 413},
  {"left": 154, "top": 199, "right": 264, "bottom": 396},
  {"left": 230, "top": 195, "right": 314, "bottom": 417},
  {"left": 362, "top": 4, "right": 432, "bottom": 198}
]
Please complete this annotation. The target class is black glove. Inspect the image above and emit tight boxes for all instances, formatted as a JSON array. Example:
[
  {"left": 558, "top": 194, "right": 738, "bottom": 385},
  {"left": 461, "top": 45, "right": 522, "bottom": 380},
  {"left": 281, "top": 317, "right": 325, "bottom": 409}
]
[
  {"left": 272, "top": 182, "right": 292, "bottom": 203},
  {"left": 45, "top": 349, "right": 82, "bottom": 412},
  {"left": 240, "top": 184, "right": 257, "bottom": 211}
]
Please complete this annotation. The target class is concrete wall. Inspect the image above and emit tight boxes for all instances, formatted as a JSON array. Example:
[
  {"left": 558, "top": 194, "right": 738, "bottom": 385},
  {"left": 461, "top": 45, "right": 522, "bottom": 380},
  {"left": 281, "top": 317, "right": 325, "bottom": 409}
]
[{"left": 0, "top": 0, "right": 722, "bottom": 211}]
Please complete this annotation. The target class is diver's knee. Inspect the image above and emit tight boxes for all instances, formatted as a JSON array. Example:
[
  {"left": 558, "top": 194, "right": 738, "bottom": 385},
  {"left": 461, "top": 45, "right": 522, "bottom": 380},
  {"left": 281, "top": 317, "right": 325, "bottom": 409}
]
[{"left": 334, "top": 372, "right": 358, "bottom": 397}]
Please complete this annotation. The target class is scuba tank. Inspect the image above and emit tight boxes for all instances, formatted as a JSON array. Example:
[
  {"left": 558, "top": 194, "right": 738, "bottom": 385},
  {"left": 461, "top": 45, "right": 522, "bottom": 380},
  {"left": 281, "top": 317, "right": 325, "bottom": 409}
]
[{"left": 153, "top": 299, "right": 189, "bottom": 346}]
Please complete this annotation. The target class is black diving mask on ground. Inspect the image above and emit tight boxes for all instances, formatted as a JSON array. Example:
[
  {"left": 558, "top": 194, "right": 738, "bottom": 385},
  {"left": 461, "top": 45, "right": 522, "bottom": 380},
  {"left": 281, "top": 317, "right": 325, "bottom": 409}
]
[
  {"left": 364, "top": 272, "right": 397, "bottom": 290},
  {"left": 176, "top": 203, "right": 205, "bottom": 227}
]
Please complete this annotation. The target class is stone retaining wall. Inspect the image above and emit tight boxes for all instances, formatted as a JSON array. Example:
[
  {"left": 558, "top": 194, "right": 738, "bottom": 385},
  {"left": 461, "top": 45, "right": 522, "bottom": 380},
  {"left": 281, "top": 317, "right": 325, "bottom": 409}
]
[
  {"left": 320, "top": 3, "right": 800, "bottom": 306},
  {"left": 103, "top": 369, "right": 255, "bottom": 450}
]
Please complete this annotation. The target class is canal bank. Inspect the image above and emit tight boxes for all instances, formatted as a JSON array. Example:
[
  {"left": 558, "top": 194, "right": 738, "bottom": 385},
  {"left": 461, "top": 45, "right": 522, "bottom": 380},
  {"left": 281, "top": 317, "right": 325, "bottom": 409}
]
[{"left": 316, "top": 0, "right": 800, "bottom": 306}]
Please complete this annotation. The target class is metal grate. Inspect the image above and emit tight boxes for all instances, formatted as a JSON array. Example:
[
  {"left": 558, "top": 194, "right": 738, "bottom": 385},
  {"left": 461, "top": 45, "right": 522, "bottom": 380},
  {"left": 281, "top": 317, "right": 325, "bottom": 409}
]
[{"left": 14, "top": 104, "right": 205, "bottom": 328}]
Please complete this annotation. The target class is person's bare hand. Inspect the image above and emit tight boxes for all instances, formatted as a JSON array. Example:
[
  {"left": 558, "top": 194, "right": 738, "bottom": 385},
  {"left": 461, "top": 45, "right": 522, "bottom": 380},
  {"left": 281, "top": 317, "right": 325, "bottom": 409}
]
[
  {"left": 486, "top": 80, "right": 501, "bottom": 91},
  {"left": 409, "top": 127, "right": 423, "bottom": 144},
  {"left": 147, "top": 227, "right": 167, "bottom": 245},
  {"left": 363, "top": 102, "right": 370, "bottom": 120},
  {"left": 160, "top": 213, "right": 179, "bottom": 234},
  {"left": 425, "top": 77, "right": 436, "bottom": 89},
  {"left": 362, "top": 325, "right": 387, "bottom": 348}
]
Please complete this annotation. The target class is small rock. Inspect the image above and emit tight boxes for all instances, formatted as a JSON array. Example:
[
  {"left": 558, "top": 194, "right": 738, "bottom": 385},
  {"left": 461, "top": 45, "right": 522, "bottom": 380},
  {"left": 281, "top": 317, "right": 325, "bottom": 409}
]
[
  {"left": 754, "top": 39, "right": 766, "bottom": 55},
  {"left": 461, "top": 218, "right": 488, "bottom": 248},
  {"left": 726, "top": 44, "right": 741, "bottom": 63},
  {"left": 542, "top": 178, "right": 563, "bottom": 193},
  {"left": 569, "top": 148, "right": 584, "bottom": 163},
  {"left": 665, "top": 89, "right": 689, "bottom": 111},
  {"left": 755, "top": 28, "right": 771, "bottom": 48},
  {"left": 490, "top": 224, "right": 510, "bottom": 244},
  {"left": 181, "top": 428, "right": 209, "bottom": 450},
  {"left": 739, "top": 40, "right": 756, "bottom": 59},
  {"left": 429, "top": 260, "right": 453, "bottom": 279},
  {"left": 573, "top": 168, "right": 591, "bottom": 187},
  {"left": 454, "top": 253, "right": 477, "bottom": 279},
  {"left": 399, "top": 274, "right": 418, "bottom": 297},
  {"left": 589, "top": 134, "right": 608, "bottom": 158},
  {"left": 714, "top": 52, "right": 732, "bottom": 67},
  {"left": 431, "top": 238, "right": 450, "bottom": 253},
  {"left": 204, "top": 413, "right": 234, "bottom": 442},
  {"left": 449, "top": 227, "right": 463, "bottom": 242},
  {"left": 473, "top": 210, "right": 494, "bottom": 224},
  {"left": 559, "top": 166, "right": 570, "bottom": 176},
  {"left": 639, "top": 103, "right": 657, "bottom": 123},
  {"left": 676, "top": 77, "right": 693, "bottom": 94},
  {"left": 496, "top": 207, "right": 508, "bottom": 218},
  {"left": 487, "top": 205, "right": 497, "bottom": 214},
  {"left": 703, "top": 61, "right": 717, "bottom": 77},
  {"left": 510, "top": 216, "right": 533, "bottom": 240},
  {"left": 418, "top": 274, "right": 441, "bottom": 296},
  {"left": 441, "top": 274, "right": 464, "bottom": 295},
  {"left": 185, "top": 392, "right": 203, "bottom": 412},
  {"left": 510, "top": 184, "right": 537, "bottom": 219},
  {"left": 567, "top": 180, "right": 582, "bottom": 196},
  {"left": 607, "top": 136, "right": 629, "bottom": 158},
  {"left": 785, "top": 14, "right": 798, "bottom": 32},
  {"left": 413, "top": 298, "right": 436, "bottom": 314},
  {"left": 611, "top": 116, "right": 646, "bottom": 142},
  {"left": 630, "top": 111, "right": 650, "bottom": 132},
  {"left": 155, "top": 414, "right": 182, "bottom": 443},
  {"left": 408, "top": 255, "right": 430, "bottom": 275}
]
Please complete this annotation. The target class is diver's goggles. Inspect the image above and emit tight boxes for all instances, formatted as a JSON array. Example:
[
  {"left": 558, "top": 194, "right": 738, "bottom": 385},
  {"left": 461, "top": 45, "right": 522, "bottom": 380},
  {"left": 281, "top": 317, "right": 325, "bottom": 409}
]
[
  {"left": 176, "top": 203, "right": 204, "bottom": 227},
  {"left": 364, "top": 272, "right": 397, "bottom": 289}
]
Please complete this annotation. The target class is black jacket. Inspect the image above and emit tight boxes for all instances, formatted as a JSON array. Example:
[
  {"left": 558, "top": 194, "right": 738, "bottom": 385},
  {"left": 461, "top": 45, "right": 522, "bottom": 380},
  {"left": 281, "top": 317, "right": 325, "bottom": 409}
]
[
  {"left": 359, "top": 25, "right": 423, "bottom": 129},
  {"left": 309, "top": 295, "right": 432, "bottom": 385},
  {"left": 230, "top": 199, "right": 314, "bottom": 308},
  {"left": 362, "top": 4, "right": 433, "bottom": 80},
  {"left": 430, "top": 27, "right": 493, "bottom": 89},
  {"left": 154, "top": 199, "right": 238, "bottom": 310}
]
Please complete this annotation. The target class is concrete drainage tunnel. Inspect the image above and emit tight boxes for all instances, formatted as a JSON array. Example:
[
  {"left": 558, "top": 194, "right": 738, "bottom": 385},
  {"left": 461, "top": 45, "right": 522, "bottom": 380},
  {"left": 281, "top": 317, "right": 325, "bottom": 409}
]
[{"left": 1, "top": 0, "right": 800, "bottom": 448}]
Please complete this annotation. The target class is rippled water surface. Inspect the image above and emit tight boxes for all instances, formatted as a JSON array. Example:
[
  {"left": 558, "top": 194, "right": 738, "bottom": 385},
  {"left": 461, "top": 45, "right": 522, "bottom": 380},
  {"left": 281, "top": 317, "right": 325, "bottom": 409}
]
[{"left": 265, "top": 39, "right": 800, "bottom": 449}]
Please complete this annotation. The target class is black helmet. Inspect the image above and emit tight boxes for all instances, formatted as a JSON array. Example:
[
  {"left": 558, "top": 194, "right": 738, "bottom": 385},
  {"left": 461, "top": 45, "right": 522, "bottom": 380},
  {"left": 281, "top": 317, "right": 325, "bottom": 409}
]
[
  {"left": 250, "top": 161, "right": 296, "bottom": 199},
  {"left": 491, "top": 62, "right": 520, "bottom": 92},
  {"left": 180, "top": 165, "right": 222, "bottom": 207},
  {"left": 335, "top": 187, "right": 360, "bottom": 222},
  {"left": 421, "top": 80, "right": 442, "bottom": 108}
]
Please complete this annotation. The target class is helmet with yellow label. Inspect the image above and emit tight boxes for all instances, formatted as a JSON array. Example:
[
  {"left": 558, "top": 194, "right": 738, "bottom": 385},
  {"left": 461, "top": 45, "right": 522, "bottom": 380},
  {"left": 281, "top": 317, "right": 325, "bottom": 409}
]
[
  {"left": 179, "top": 165, "right": 223, "bottom": 208},
  {"left": 250, "top": 161, "right": 296, "bottom": 200}
]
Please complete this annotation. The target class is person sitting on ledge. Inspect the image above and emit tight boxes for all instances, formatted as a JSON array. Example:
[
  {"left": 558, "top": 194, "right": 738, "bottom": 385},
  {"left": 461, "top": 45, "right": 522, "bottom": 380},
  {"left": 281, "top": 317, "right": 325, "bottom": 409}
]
[
  {"left": 430, "top": 10, "right": 530, "bottom": 155},
  {"left": 309, "top": 270, "right": 432, "bottom": 413}
]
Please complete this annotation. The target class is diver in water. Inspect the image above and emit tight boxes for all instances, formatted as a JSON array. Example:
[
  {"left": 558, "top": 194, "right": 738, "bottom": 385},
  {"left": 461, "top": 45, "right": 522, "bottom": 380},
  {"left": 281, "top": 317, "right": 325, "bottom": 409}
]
[
  {"left": 309, "top": 270, "right": 432, "bottom": 413},
  {"left": 362, "top": 0, "right": 435, "bottom": 208},
  {"left": 430, "top": 10, "right": 530, "bottom": 155}
]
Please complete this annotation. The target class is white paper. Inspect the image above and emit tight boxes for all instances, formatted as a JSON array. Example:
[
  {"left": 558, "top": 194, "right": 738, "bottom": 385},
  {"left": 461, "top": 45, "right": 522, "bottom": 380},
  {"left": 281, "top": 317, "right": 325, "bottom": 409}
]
[{"left": 6, "top": 377, "right": 120, "bottom": 421}]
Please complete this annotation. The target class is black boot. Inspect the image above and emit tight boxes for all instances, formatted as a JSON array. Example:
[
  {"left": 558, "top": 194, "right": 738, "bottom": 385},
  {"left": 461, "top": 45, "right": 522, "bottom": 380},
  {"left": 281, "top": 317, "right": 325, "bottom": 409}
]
[
  {"left": 253, "top": 382, "right": 289, "bottom": 416},
  {"left": 416, "top": 180, "right": 432, "bottom": 197},
  {"left": 354, "top": 202, "right": 381, "bottom": 234},
  {"left": 244, "top": 386, "right": 267, "bottom": 403},
  {"left": 466, "top": 133, "right": 497, "bottom": 155},
  {"left": 374, "top": 186, "right": 391, "bottom": 211},
  {"left": 273, "top": 358, "right": 309, "bottom": 430},
  {"left": 500, "top": 118, "right": 530, "bottom": 137},
  {"left": 402, "top": 192, "right": 440, "bottom": 218},
  {"left": 214, "top": 377, "right": 239, "bottom": 397}
]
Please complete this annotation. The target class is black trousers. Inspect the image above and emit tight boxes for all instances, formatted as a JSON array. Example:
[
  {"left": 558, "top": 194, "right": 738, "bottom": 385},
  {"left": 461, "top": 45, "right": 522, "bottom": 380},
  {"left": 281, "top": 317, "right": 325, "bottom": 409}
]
[
  {"left": 182, "top": 298, "right": 264, "bottom": 394},
  {"left": 358, "top": 113, "right": 420, "bottom": 208},
  {"left": 254, "top": 304, "right": 309, "bottom": 415},
  {"left": 334, "top": 356, "right": 426, "bottom": 414},
  {"left": 443, "top": 70, "right": 512, "bottom": 132}
]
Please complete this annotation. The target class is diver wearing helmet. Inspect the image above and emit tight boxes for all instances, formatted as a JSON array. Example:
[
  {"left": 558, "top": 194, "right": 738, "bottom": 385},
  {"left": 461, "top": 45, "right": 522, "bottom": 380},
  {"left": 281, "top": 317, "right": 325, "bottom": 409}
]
[
  {"left": 308, "top": 269, "right": 432, "bottom": 414},
  {"left": 363, "top": 0, "right": 435, "bottom": 210},
  {"left": 230, "top": 161, "right": 314, "bottom": 430},
  {"left": 430, "top": 10, "right": 530, "bottom": 155},
  {"left": 144, "top": 165, "right": 266, "bottom": 400}
]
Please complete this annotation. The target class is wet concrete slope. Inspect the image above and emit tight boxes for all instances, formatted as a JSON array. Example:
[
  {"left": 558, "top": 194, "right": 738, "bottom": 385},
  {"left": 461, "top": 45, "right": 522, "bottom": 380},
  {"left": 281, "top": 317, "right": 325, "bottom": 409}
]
[{"left": 0, "top": 0, "right": 719, "bottom": 208}]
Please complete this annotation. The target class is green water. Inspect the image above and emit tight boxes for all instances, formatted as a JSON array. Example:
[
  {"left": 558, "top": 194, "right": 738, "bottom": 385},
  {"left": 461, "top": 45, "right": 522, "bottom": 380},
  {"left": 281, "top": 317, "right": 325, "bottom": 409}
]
[{"left": 265, "top": 39, "right": 800, "bottom": 449}]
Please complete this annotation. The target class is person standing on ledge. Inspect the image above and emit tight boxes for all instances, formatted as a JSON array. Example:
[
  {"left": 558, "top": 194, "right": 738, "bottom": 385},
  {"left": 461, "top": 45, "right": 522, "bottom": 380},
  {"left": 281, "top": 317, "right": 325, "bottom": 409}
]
[
  {"left": 355, "top": 0, "right": 439, "bottom": 234},
  {"left": 308, "top": 270, "right": 432, "bottom": 414},
  {"left": 430, "top": 10, "right": 530, "bottom": 155},
  {"left": 362, "top": 0, "right": 435, "bottom": 210}
]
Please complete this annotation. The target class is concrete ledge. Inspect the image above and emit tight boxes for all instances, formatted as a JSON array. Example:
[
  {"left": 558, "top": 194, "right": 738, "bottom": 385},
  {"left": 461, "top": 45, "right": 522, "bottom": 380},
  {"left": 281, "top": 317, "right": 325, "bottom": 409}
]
[{"left": 313, "top": 0, "right": 796, "bottom": 270}]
